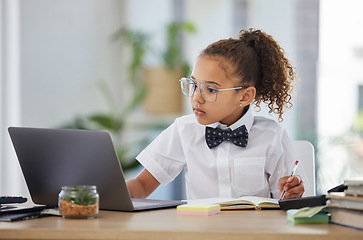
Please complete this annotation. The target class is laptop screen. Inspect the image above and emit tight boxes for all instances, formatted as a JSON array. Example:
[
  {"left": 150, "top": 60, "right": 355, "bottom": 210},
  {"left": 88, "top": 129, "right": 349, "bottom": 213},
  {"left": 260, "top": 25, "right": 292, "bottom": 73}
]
[{"left": 8, "top": 127, "right": 134, "bottom": 211}]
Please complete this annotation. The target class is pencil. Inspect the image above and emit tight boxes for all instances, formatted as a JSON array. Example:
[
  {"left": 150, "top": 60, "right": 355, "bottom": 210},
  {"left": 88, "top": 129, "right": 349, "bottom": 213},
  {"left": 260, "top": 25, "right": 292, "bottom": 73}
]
[{"left": 279, "top": 161, "right": 299, "bottom": 200}]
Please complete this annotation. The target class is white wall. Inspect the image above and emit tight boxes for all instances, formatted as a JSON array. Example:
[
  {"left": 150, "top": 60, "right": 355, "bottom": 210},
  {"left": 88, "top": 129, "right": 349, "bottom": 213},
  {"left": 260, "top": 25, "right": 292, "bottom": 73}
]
[
  {"left": 0, "top": 0, "right": 127, "bottom": 196},
  {"left": 20, "top": 0, "right": 126, "bottom": 128},
  {"left": 0, "top": 0, "right": 25, "bottom": 196}
]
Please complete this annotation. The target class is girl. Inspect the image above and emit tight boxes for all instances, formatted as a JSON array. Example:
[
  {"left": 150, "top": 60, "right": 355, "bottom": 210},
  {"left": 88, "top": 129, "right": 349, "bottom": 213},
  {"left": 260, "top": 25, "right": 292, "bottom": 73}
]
[{"left": 127, "top": 28, "right": 308, "bottom": 200}]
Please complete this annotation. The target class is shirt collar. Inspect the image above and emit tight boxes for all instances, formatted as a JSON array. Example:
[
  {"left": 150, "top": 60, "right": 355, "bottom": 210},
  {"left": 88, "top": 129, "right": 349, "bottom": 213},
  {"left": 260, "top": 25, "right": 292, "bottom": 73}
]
[{"left": 207, "top": 105, "right": 254, "bottom": 132}]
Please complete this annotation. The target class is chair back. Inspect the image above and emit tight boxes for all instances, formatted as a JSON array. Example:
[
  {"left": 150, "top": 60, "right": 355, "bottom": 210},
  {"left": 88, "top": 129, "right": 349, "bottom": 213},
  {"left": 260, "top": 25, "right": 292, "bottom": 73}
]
[{"left": 292, "top": 140, "right": 316, "bottom": 197}]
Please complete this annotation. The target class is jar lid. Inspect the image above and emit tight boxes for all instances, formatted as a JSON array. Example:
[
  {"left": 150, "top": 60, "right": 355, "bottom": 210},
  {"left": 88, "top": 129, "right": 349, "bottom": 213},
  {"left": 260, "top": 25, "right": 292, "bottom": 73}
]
[{"left": 61, "top": 185, "right": 97, "bottom": 190}]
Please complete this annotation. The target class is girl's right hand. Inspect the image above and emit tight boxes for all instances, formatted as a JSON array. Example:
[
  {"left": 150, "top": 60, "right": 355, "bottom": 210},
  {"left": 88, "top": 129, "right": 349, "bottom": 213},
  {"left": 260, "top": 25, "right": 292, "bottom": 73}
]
[{"left": 278, "top": 175, "right": 305, "bottom": 199}]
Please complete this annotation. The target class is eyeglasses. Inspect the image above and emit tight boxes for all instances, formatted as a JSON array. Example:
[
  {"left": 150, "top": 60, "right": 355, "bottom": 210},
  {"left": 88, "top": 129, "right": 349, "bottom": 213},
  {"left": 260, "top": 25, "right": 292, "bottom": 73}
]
[{"left": 179, "top": 77, "right": 247, "bottom": 103}]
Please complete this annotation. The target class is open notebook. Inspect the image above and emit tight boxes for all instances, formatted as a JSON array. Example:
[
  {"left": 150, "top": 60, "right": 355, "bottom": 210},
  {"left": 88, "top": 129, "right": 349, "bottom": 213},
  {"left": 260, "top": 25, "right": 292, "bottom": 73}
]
[{"left": 188, "top": 196, "right": 280, "bottom": 210}]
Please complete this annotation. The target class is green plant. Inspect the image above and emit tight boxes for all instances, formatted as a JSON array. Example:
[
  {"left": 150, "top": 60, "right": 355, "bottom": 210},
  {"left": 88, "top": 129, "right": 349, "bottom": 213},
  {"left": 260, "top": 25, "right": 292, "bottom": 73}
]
[
  {"left": 112, "top": 28, "right": 149, "bottom": 86},
  {"left": 62, "top": 28, "right": 150, "bottom": 172},
  {"left": 163, "top": 21, "right": 197, "bottom": 75},
  {"left": 64, "top": 186, "right": 97, "bottom": 206},
  {"left": 61, "top": 21, "right": 196, "bottom": 172},
  {"left": 113, "top": 21, "right": 196, "bottom": 77},
  {"left": 61, "top": 81, "right": 147, "bottom": 171}
]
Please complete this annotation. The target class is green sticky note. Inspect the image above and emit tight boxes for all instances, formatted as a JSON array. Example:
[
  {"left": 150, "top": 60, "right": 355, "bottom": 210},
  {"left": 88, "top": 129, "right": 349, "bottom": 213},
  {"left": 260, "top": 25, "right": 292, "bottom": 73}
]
[{"left": 287, "top": 209, "right": 329, "bottom": 224}]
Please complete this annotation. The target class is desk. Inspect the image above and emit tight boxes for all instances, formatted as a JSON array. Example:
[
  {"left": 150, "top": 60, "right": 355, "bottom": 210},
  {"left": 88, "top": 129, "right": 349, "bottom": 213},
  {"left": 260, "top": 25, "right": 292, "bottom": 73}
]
[{"left": 0, "top": 209, "right": 362, "bottom": 240}]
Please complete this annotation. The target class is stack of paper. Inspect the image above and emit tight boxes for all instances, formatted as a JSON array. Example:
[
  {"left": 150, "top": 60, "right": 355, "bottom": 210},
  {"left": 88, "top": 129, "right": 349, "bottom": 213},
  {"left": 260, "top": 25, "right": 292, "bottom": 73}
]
[
  {"left": 177, "top": 204, "right": 221, "bottom": 216},
  {"left": 344, "top": 179, "right": 363, "bottom": 197},
  {"left": 287, "top": 206, "right": 329, "bottom": 224},
  {"left": 328, "top": 189, "right": 363, "bottom": 230}
]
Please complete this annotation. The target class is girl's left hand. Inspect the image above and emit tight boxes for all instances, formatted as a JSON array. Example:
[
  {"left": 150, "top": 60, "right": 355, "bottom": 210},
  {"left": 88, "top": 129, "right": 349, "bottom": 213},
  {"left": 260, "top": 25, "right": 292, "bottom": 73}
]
[{"left": 278, "top": 175, "right": 304, "bottom": 199}]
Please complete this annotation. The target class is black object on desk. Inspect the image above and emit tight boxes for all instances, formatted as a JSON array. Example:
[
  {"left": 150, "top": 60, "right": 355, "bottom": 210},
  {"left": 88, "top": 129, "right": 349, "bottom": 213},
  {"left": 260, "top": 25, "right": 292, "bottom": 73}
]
[
  {"left": 0, "top": 205, "right": 51, "bottom": 222},
  {"left": 327, "top": 184, "right": 347, "bottom": 193},
  {"left": 278, "top": 183, "right": 348, "bottom": 210},
  {"left": 0, "top": 196, "right": 50, "bottom": 222},
  {"left": 0, "top": 211, "right": 44, "bottom": 222},
  {"left": 0, "top": 196, "right": 27, "bottom": 206},
  {"left": 278, "top": 195, "right": 327, "bottom": 210}
]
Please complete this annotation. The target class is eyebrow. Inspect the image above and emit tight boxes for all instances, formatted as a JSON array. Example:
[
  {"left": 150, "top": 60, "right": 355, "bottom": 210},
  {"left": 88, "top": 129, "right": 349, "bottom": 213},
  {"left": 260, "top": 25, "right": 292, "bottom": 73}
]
[{"left": 190, "top": 76, "right": 222, "bottom": 87}]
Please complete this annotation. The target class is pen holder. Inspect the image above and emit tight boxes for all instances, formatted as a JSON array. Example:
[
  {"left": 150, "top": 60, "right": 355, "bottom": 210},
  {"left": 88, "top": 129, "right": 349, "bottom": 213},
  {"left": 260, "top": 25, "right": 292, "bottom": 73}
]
[{"left": 58, "top": 185, "right": 99, "bottom": 219}]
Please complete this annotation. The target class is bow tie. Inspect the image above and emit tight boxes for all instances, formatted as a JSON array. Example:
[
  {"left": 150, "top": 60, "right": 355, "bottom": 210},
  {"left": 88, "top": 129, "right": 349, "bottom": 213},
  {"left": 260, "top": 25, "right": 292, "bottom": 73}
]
[{"left": 205, "top": 125, "right": 248, "bottom": 149}]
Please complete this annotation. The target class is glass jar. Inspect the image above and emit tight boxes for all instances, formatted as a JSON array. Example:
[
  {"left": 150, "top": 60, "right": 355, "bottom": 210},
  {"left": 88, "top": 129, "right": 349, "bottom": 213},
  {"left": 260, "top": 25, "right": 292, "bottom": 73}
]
[{"left": 58, "top": 185, "right": 99, "bottom": 219}]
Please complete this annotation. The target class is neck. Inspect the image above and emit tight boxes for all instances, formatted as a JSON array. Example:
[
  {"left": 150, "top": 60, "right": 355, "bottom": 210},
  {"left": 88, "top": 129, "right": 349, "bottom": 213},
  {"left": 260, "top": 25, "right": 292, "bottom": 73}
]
[{"left": 220, "top": 105, "right": 250, "bottom": 127}]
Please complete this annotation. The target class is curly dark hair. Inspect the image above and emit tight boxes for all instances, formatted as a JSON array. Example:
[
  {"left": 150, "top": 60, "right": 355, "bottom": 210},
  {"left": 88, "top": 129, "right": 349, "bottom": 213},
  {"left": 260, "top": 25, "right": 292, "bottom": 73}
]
[{"left": 199, "top": 28, "right": 296, "bottom": 122}]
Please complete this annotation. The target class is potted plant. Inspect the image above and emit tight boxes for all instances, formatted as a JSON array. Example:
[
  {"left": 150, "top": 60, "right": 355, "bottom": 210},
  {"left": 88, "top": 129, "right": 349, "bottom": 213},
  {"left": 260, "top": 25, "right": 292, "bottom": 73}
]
[
  {"left": 61, "top": 21, "right": 196, "bottom": 173},
  {"left": 61, "top": 28, "right": 150, "bottom": 173},
  {"left": 115, "top": 21, "right": 196, "bottom": 115}
]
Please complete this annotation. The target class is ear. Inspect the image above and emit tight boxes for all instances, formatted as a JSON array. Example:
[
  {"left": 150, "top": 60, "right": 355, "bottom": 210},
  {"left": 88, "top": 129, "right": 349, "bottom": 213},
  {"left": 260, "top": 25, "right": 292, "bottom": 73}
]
[{"left": 239, "top": 87, "right": 256, "bottom": 107}]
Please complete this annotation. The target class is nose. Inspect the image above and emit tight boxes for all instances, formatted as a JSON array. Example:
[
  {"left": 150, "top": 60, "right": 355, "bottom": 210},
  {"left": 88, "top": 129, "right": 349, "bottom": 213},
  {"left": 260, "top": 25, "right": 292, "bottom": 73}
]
[{"left": 192, "top": 86, "right": 205, "bottom": 103}]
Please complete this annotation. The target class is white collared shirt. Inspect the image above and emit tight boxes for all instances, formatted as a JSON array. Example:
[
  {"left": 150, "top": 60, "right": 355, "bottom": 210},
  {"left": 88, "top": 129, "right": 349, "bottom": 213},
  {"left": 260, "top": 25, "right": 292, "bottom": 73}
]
[{"left": 136, "top": 106, "right": 309, "bottom": 200}]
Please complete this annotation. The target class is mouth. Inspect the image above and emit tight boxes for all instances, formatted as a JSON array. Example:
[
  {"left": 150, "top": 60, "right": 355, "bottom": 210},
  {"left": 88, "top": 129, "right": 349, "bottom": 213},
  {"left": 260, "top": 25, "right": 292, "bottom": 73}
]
[{"left": 193, "top": 107, "right": 206, "bottom": 117}]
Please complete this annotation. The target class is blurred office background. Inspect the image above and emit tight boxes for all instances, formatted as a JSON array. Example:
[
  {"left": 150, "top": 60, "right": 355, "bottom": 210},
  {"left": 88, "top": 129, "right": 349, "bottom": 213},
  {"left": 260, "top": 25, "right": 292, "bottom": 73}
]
[{"left": 1, "top": 0, "right": 362, "bottom": 200}]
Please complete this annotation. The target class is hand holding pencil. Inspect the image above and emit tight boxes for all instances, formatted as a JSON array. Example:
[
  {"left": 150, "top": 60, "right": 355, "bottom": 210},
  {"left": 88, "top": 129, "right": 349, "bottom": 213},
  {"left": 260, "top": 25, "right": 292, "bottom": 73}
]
[{"left": 278, "top": 161, "right": 305, "bottom": 200}]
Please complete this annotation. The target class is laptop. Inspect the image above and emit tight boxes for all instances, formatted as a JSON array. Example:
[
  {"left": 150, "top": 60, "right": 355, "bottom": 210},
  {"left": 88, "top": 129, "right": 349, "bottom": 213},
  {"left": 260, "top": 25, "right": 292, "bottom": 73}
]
[{"left": 8, "top": 127, "right": 185, "bottom": 211}]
